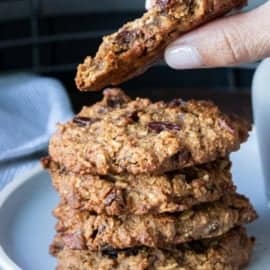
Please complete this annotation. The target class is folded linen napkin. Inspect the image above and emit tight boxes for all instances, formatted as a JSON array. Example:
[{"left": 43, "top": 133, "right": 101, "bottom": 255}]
[{"left": 0, "top": 73, "right": 73, "bottom": 189}]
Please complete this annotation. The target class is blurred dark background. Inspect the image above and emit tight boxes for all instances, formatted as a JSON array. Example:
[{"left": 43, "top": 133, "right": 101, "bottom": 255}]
[{"left": 0, "top": 0, "right": 265, "bottom": 121}]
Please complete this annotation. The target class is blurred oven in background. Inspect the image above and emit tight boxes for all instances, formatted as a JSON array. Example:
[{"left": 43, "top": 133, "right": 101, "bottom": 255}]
[{"left": 0, "top": 0, "right": 267, "bottom": 120}]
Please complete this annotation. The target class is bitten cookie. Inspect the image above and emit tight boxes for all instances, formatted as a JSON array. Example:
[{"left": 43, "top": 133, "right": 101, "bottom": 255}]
[
  {"left": 75, "top": 0, "right": 246, "bottom": 91},
  {"left": 49, "top": 89, "right": 250, "bottom": 175}
]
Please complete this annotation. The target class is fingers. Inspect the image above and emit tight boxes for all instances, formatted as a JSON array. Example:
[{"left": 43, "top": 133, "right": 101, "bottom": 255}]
[{"left": 165, "top": 1, "right": 270, "bottom": 69}]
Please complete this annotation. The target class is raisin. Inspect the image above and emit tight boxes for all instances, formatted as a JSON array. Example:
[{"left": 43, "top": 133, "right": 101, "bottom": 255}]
[
  {"left": 116, "top": 30, "right": 138, "bottom": 45},
  {"left": 148, "top": 121, "right": 181, "bottom": 133},
  {"left": 114, "top": 29, "right": 141, "bottom": 54},
  {"left": 73, "top": 116, "right": 97, "bottom": 127}
]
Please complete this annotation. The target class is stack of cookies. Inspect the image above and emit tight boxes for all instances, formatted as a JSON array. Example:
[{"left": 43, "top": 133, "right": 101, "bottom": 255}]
[
  {"left": 43, "top": 89, "right": 257, "bottom": 270},
  {"left": 43, "top": 1, "right": 256, "bottom": 268}
]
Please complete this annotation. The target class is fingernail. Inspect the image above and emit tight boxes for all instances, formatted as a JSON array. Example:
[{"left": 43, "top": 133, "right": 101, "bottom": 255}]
[{"left": 165, "top": 45, "right": 203, "bottom": 69}]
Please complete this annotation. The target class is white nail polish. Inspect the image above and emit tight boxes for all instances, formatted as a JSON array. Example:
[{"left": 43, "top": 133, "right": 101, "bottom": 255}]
[{"left": 165, "top": 45, "right": 203, "bottom": 69}]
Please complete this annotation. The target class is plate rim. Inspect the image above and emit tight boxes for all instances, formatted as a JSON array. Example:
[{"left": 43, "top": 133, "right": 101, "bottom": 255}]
[{"left": 0, "top": 164, "right": 44, "bottom": 270}]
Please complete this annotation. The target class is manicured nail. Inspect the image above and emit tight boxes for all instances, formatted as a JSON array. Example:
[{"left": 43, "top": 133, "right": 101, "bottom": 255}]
[{"left": 165, "top": 45, "right": 203, "bottom": 69}]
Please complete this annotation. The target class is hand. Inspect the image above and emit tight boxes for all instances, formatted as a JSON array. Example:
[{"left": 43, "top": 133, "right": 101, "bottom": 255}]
[{"left": 146, "top": 0, "right": 270, "bottom": 69}]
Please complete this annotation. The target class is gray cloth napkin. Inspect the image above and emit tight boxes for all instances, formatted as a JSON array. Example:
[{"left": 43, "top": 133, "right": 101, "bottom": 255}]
[{"left": 0, "top": 73, "right": 73, "bottom": 189}]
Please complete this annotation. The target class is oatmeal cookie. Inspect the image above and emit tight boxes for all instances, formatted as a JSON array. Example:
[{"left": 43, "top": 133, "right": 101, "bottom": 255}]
[
  {"left": 53, "top": 194, "right": 257, "bottom": 250},
  {"left": 49, "top": 89, "right": 250, "bottom": 175},
  {"left": 53, "top": 227, "right": 254, "bottom": 270},
  {"left": 43, "top": 157, "right": 235, "bottom": 216},
  {"left": 75, "top": 0, "right": 247, "bottom": 91}
]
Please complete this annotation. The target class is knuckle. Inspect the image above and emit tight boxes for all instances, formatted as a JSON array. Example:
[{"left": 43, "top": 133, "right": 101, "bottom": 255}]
[{"left": 221, "top": 27, "right": 243, "bottom": 64}]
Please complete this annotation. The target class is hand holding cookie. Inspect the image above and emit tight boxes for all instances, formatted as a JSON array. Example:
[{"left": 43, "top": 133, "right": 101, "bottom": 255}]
[
  {"left": 146, "top": 0, "right": 270, "bottom": 69},
  {"left": 76, "top": 0, "right": 249, "bottom": 91}
]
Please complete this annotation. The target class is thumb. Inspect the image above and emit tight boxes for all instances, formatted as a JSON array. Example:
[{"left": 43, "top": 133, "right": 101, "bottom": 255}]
[{"left": 165, "top": 1, "right": 270, "bottom": 69}]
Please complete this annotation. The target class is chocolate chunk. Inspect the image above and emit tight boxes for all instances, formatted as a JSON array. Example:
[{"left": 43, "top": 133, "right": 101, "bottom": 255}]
[
  {"left": 116, "top": 30, "right": 138, "bottom": 45},
  {"left": 73, "top": 116, "right": 97, "bottom": 127},
  {"left": 123, "top": 248, "right": 139, "bottom": 256},
  {"left": 101, "top": 246, "right": 118, "bottom": 259},
  {"left": 104, "top": 190, "right": 117, "bottom": 206},
  {"left": 127, "top": 111, "right": 139, "bottom": 122},
  {"left": 90, "top": 229, "right": 98, "bottom": 239},
  {"left": 62, "top": 232, "right": 86, "bottom": 250},
  {"left": 148, "top": 121, "right": 181, "bottom": 133},
  {"left": 102, "top": 247, "right": 139, "bottom": 259},
  {"left": 103, "top": 174, "right": 117, "bottom": 183}
]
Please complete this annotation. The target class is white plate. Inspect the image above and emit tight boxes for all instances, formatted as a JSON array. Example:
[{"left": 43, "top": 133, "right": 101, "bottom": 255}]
[
  {"left": 0, "top": 166, "right": 58, "bottom": 270},
  {"left": 0, "top": 130, "right": 269, "bottom": 270}
]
